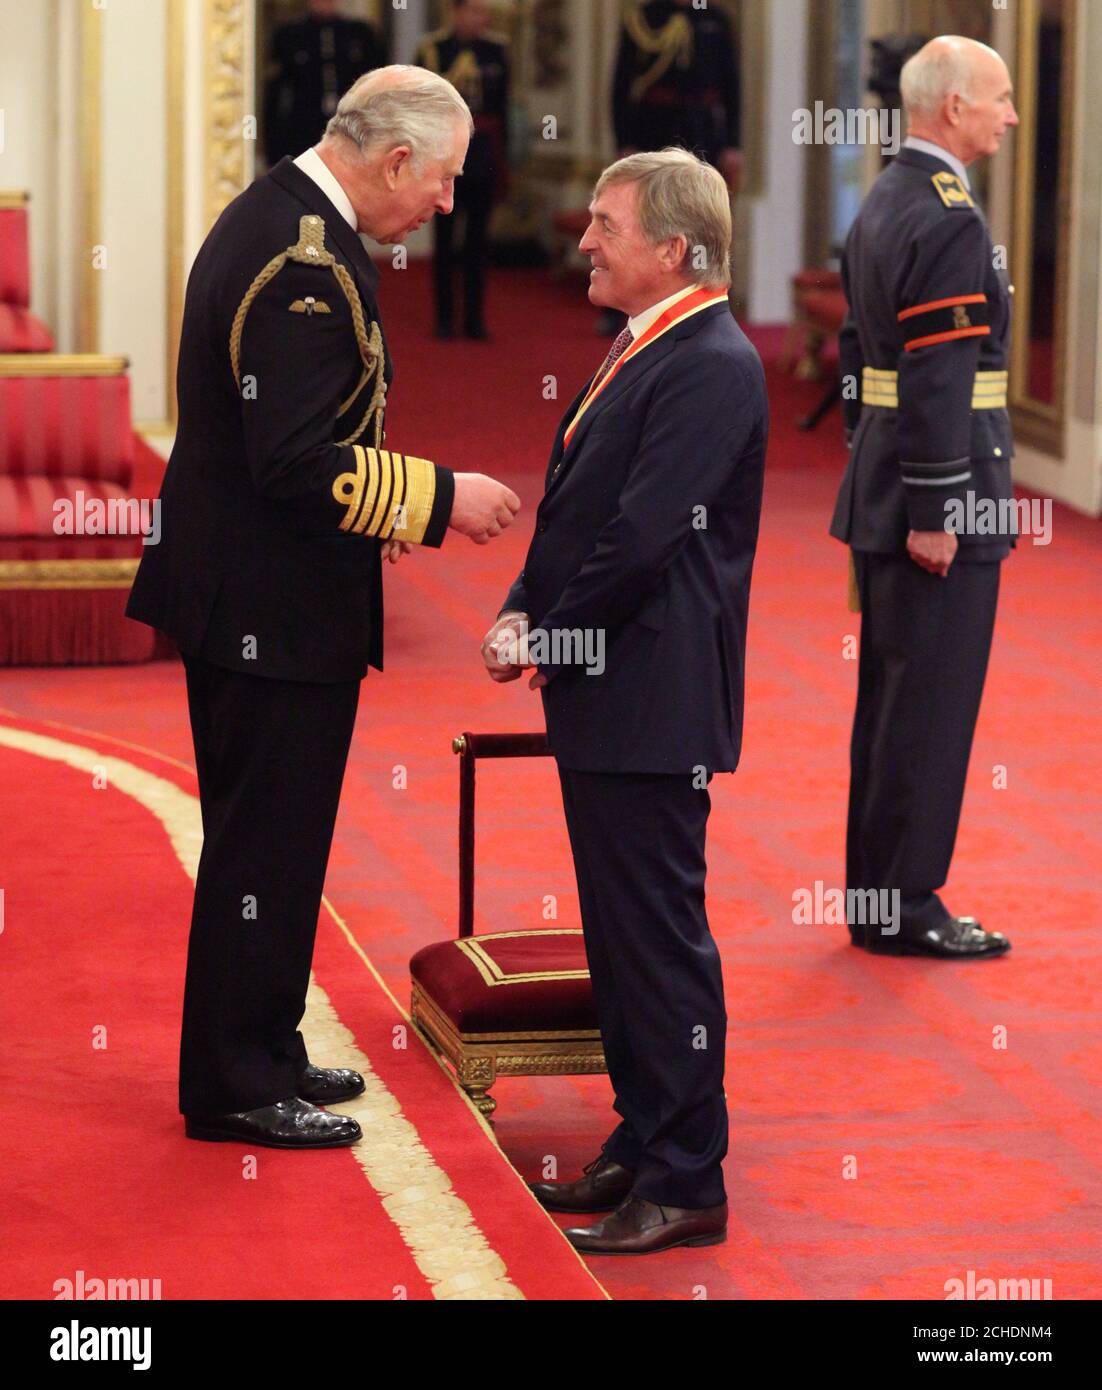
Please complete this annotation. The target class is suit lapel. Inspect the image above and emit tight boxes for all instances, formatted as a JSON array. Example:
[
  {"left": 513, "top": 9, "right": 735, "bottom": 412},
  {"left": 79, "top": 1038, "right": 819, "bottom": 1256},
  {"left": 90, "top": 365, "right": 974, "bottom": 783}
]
[{"left": 545, "top": 301, "right": 729, "bottom": 494}]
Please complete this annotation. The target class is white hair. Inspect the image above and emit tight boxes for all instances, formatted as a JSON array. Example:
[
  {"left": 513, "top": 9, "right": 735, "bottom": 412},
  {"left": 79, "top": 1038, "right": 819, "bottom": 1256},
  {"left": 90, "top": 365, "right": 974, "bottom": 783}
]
[
  {"left": 323, "top": 65, "right": 472, "bottom": 168},
  {"left": 901, "top": 36, "right": 1002, "bottom": 118}
]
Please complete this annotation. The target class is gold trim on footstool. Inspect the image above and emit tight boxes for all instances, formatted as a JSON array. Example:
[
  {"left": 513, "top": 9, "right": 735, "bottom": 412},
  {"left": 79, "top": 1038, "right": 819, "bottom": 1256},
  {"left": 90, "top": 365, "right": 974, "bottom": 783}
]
[
  {"left": 411, "top": 982, "right": 606, "bottom": 1119},
  {"left": 455, "top": 928, "right": 592, "bottom": 986}
]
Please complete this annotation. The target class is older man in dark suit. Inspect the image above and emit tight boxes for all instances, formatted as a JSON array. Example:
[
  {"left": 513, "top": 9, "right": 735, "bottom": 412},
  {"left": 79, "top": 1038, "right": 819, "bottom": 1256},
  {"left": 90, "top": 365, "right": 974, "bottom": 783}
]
[{"left": 482, "top": 149, "right": 767, "bottom": 1254}]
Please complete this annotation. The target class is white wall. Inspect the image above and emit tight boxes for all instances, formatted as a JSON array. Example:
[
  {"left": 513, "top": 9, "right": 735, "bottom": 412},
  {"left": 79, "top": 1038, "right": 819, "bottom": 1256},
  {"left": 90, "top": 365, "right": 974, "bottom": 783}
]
[
  {"left": 747, "top": 0, "right": 808, "bottom": 323},
  {"left": 101, "top": 0, "right": 168, "bottom": 420}
]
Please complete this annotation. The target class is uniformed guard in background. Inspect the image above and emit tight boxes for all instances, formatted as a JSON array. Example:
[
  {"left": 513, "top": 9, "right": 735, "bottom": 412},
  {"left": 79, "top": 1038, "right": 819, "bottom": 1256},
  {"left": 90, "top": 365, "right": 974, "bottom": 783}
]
[
  {"left": 127, "top": 68, "right": 519, "bottom": 1149},
  {"left": 263, "top": 0, "right": 387, "bottom": 167},
  {"left": 831, "top": 37, "right": 1019, "bottom": 959},
  {"left": 612, "top": 0, "right": 741, "bottom": 183},
  {"left": 418, "top": 0, "right": 510, "bottom": 340},
  {"left": 605, "top": 0, "right": 741, "bottom": 335}
]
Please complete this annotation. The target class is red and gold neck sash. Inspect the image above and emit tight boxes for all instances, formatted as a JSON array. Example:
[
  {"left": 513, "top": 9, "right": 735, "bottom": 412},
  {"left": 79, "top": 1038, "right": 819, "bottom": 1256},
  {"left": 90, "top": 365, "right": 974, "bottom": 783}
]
[{"left": 562, "top": 284, "right": 729, "bottom": 450}]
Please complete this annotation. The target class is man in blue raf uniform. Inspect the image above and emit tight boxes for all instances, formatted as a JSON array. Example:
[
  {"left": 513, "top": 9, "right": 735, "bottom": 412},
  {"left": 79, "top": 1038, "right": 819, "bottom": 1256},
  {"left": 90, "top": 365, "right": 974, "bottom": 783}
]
[
  {"left": 418, "top": 0, "right": 510, "bottom": 340},
  {"left": 127, "top": 67, "right": 520, "bottom": 1149},
  {"left": 830, "top": 37, "right": 1019, "bottom": 959},
  {"left": 482, "top": 150, "right": 767, "bottom": 1254}
]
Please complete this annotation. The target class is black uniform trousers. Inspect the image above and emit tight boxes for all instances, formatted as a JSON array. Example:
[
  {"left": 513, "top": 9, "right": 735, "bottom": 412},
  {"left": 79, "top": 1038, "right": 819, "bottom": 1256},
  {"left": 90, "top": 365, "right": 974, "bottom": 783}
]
[
  {"left": 557, "top": 766, "right": 728, "bottom": 1209},
  {"left": 432, "top": 175, "right": 493, "bottom": 335},
  {"left": 178, "top": 653, "right": 360, "bottom": 1116},
  {"left": 847, "top": 551, "right": 1001, "bottom": 933}
]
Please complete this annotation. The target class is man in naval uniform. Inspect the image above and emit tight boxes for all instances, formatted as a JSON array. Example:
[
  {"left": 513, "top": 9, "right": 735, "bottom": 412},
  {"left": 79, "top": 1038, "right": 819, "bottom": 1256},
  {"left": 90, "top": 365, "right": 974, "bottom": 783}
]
[
  {"left": 603, "top": 0, "right": 741, "bottom": 338},
  {"left": 481, "top": 150, "right": 767, "bottom": 1254},
  {"left": 127, "top": 67, "right": 520, "bottom": 1148},
  {"left": 831, "top": 37, "right": 1019, "bottom": 959},
  {"left": 612, "top": 0, "right": 741, "bottom": 184},
  {"left": 418, "top": 0, "right": 510, "bottom": 339},
  {"left": 263, "top": 0, "right": 387, "bottom": 167}
]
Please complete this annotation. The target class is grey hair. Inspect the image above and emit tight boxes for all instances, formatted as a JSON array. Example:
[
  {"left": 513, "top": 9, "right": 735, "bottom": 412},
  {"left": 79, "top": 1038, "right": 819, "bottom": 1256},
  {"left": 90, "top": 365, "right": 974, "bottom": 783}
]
[
  {"left": 324, "top": 65, "right": 473, "bottom": 167},
  {"left": 901, "top": 37, "right": 1002, "bottom": 118},
  {"left": 594, "top": 147, "right": 731, "bottom": 288}
]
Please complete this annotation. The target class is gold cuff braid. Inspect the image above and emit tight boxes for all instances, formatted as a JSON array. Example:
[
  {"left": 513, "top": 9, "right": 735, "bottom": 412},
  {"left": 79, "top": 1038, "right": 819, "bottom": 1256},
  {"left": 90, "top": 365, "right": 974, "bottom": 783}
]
[{"left": 332, "top": 446, "right": 437, "bottom": 544}]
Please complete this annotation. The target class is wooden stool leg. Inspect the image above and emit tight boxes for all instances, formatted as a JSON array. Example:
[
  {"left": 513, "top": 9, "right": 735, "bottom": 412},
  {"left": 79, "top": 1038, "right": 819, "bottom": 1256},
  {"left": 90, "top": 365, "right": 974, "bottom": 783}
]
[{"left": 458, "top": 1056, "right": 497, "bottom": 1119}]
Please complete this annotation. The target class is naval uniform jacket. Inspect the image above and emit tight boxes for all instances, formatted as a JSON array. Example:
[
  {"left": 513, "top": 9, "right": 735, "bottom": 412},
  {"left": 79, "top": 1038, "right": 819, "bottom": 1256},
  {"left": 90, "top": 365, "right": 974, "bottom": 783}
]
[
  {"left": 612, "top": 0, "right": 741, "bottom": 164},
  {"left": 126, "top": 157, "right": 454, "bottom": 683},
  {"left": 829, "top": 146, "right": 1014, "bottom": 562}
]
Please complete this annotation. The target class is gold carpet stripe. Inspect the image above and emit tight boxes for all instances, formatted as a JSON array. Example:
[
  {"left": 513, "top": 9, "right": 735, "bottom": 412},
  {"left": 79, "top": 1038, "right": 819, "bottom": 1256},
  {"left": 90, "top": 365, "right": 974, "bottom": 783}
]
[
  {"left": 0, "top": 721, "right": 526, "bottom": 1301},
  {"left": 320, "top": 894, "right": 613, "bottom": 1300}
]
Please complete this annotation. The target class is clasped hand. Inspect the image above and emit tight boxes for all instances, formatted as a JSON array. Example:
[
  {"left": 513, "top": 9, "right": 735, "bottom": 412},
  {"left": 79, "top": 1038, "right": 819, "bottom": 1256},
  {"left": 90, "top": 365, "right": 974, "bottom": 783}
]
[{"left": 481, "top": 611, "right": 546, "bottom": 689}]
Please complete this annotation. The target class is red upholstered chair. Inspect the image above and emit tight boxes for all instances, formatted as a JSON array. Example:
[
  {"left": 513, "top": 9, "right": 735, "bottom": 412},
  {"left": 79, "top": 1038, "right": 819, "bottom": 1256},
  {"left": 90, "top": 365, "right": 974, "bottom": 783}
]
[
  {"left": 0, "top": 354, "right": 156, "bottom": 665},
  {"left": 0, "top": 192, "right": 55, "bottom": 353},
  {"left": 779, "top": 267, "right": 843, "bottom": 378},
  {"left": 410, "top": 732, "right": 606, "bottom": 1118}
]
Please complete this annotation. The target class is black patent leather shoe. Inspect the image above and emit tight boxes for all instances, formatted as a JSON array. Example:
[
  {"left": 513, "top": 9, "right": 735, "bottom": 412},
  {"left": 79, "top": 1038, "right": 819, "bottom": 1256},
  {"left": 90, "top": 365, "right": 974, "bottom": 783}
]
[
  {"left": 530, "top": 1154, "right": 635, "bottom": 1213},
  {"left": 860, "top": 916, "right": 1010, "bottom": 958},
  {"left": 564, "top": 1195, "right": 727, "bottom": 1255},
  {"left": 297, "top": 1064, "right": 366, "bottom": 1105},
  {"left": 185, "top": 1098, "right": 362, "bottom": 1148}
]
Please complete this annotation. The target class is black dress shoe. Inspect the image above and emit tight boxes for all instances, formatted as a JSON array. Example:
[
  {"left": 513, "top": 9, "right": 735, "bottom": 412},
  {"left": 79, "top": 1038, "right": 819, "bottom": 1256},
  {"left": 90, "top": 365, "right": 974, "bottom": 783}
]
[
  {"left": 435, "top": 323, "right": 454, "bottom": 340},
  {"left": 464, "top": 323, "right": 489, "bottom": 341},
  {"left": 297, "top": 1064, "right": 365, "bottom": 1105},
  {"left": 185, "top": 1098, "right": 362, "bottom": 1148},
  {"left": 859, "top": 916, "right": 1010, "bottom": 958},
  {"left": 564, "top": 1194, "right": 727, "bottom": 1255},
  {"left": 530, "top": 1154, "right": 635, "bottom": 1213}
]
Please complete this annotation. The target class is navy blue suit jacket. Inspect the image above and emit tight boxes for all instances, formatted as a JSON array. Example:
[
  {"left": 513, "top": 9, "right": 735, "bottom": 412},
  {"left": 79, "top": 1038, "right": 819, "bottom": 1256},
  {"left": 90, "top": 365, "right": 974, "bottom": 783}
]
[{"left": 501, "top": 301, "right": 767, "bottom": 774}]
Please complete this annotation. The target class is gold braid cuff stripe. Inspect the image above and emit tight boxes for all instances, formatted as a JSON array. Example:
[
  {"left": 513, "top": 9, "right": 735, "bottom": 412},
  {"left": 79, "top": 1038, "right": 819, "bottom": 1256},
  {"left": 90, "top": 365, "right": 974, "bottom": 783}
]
[{"left": 333, "top": 446, "right": 436, "bottom": 544}]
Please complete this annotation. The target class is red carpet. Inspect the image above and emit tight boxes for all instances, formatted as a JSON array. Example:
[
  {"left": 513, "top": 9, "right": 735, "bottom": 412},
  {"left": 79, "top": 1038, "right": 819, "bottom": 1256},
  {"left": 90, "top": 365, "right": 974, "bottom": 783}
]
[{"left": 1, "top": 263, "right": 1100, "bottom": 1300}]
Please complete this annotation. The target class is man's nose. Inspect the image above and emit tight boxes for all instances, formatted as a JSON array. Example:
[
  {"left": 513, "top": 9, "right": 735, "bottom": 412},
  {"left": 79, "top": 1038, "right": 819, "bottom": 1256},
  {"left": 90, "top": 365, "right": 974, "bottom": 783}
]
[
  {"left": 1005, "top": 101, "right": 1020, "bottom": 126},
  {"left": 437, "top": 189, "right": 455, "bottom": 215},
  {"left": 578, "top": 221, "right": 599, "bottom": 254}
]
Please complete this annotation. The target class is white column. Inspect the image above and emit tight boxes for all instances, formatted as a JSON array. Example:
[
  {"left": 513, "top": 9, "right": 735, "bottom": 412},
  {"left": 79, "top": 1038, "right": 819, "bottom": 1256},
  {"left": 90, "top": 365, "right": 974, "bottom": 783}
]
[{"left": 747, "top": 0, "right": 808, "bottom": 322}]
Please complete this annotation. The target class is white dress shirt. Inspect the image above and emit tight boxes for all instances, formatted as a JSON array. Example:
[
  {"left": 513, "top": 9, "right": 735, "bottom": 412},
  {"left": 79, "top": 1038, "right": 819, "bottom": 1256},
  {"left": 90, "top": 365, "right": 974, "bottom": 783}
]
[
  {"left": 292, "top": 147, "right": 358, "bottom": 231},
  {"left": 902, "top": 136, "right": 971, "bottom": 191},
  {"left": 627, "top": 284, "right": 700, "bottom": 341}
]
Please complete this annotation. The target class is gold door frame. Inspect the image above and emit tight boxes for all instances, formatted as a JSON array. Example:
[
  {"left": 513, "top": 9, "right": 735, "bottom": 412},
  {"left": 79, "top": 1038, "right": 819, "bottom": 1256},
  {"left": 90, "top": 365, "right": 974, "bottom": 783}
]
[{"left": 1010, "top": 0, "right": 1074, "bottom": 458}]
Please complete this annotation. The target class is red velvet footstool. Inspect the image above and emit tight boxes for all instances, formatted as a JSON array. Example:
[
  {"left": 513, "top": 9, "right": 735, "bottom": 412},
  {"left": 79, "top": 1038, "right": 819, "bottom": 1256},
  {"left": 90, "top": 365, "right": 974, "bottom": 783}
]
[{"left": 410, "top": 733, "right": 606, "bottom": 1118}]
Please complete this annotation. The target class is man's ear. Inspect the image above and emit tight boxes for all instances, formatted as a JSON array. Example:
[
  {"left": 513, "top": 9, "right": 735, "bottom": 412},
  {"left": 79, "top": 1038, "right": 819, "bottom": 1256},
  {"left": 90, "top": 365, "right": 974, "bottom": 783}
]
[
  {"left": 660, "top": 234, "right": 688, "bottom": 272},
  {"left": 383, "top": 145, "right": 413, "bottom": 188}
]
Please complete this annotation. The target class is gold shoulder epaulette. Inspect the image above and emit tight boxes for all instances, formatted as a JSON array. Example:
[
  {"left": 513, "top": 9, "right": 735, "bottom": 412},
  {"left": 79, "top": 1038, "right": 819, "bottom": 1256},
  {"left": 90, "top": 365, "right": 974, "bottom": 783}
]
[
  {"left": 931, "top": 171, "right": 974, "bottom": 210},
  {"left": 229, "top": 213, "right": 387, "bottom": 449}
]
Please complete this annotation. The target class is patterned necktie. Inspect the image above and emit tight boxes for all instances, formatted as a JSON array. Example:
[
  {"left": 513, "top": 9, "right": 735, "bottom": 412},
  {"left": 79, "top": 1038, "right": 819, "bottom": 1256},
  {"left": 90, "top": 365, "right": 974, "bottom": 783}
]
[{"left": 593, "top": 326, "right": 634, "bottom": 389}]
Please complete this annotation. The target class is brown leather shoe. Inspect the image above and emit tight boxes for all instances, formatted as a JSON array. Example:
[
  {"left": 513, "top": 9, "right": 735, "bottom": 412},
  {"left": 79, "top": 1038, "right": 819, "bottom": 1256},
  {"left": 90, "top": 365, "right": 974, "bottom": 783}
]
[
  {"left": 564, "top": 1194, "right": 727, "bottom": 1255},
  {"left": 529, "top": 1154, "right": 635, "bottom": 1213}
]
